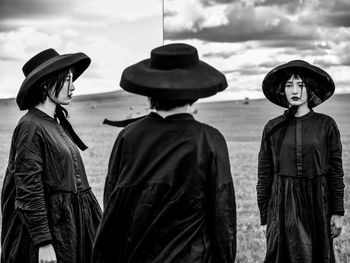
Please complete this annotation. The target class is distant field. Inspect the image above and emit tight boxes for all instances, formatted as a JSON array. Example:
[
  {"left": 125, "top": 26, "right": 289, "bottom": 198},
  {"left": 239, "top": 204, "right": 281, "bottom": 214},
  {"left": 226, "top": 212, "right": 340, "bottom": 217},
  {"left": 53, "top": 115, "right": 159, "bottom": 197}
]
[{"left": 0, "top": 91, "right": 349, "bottom": 262}]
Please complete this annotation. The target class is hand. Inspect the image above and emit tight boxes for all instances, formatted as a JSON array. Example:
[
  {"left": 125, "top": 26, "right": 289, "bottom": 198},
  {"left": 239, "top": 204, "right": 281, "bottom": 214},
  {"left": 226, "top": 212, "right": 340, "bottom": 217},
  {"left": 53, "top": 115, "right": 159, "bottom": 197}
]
[
  {"left": 261, "top": 225, "right": 267, "bottom": 237},
  {"left": 38, "top": 243, "right": 57, "bottom": 263},
  {"left": 330, "top": 215, "right": 343, "bottom": 239}
]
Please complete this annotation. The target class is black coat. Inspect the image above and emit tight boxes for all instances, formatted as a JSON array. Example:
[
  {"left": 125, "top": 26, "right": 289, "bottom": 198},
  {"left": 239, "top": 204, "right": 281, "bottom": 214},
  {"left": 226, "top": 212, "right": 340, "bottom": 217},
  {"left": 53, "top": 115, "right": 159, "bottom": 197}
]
[
  {"left": 257, "top": 110, "right": 344, "bottom": 263},
  {"left": 92, "top": 112, "right": 236, "bottom": 263},
  {"left": 1, "top": 108, "right": 102, "bottom": 263}
]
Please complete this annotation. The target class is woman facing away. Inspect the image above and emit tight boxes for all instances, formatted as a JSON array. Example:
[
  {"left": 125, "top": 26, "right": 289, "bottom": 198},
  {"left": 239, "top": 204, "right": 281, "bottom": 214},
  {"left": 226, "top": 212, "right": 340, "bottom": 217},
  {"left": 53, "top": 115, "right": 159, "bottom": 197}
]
[
  {"left": 257, "top": 60, "right": 344, "bottom": 263},
  {"left": 92, "top": 43, "right": 236, "bottom": 263},
  {"left": 1, "top": 49, "right": 102, "bottom": 263}
]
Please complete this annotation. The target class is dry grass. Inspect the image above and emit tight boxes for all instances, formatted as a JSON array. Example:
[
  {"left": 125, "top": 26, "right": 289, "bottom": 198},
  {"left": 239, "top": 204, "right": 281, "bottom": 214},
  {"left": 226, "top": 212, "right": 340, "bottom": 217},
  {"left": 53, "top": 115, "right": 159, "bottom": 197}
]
[{"left": 0, "top": 91, "right": 349, "bottom": 262}]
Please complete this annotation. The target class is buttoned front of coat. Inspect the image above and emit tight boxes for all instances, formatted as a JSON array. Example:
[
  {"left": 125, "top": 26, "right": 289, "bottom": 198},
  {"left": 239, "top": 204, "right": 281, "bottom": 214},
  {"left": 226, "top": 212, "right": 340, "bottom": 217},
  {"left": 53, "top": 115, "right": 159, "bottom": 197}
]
[{"left": 257, "top": 110, "right": 344, "bottom": 263}]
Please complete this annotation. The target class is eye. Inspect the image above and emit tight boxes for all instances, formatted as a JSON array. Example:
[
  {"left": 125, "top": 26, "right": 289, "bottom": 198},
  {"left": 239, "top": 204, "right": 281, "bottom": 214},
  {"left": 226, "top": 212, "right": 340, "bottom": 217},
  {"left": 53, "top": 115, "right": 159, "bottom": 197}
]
[{"left": 65, "top": 75, "right": 72, "bottom": 82}]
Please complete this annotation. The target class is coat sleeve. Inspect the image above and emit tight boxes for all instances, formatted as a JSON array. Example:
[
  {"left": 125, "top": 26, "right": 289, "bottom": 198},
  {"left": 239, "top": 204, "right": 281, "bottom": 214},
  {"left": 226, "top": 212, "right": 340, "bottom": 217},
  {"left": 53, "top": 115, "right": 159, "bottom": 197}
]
[
  {"left": 327, "top": 119, "right": 345, "bottom": 216},
  {"left": 13, "top": 124, "right": 52, "bottom": 246},
  {"left": 103, "top": 129, "right": 125, "bottom": 209},
  {"left": 209, "top": 132, "right": 236, "bottom": 263},
  {"left": 257, "top": 124, "right": 274, "bottom": 225}
]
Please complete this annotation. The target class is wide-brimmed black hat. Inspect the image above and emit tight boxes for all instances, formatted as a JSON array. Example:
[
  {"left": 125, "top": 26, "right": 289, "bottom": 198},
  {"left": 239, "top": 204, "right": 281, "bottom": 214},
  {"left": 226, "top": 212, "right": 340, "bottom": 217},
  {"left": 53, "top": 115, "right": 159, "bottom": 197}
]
[
  {"left": 17, "top": 48, "right": 91, "bottom": 110},
  {"left": 262, "top": 60, "right": 335, "bottom": 108},
  {"left": 120, "top": 43, "right": 228, "bottom": 99}
]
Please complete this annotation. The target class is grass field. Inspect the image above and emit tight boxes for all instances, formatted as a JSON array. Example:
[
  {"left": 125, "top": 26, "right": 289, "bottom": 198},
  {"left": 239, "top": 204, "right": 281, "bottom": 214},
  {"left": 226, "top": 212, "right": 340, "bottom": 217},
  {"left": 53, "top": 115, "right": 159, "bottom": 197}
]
[{"left": 0, "top": 91, "right": 349, "bottom": 262}]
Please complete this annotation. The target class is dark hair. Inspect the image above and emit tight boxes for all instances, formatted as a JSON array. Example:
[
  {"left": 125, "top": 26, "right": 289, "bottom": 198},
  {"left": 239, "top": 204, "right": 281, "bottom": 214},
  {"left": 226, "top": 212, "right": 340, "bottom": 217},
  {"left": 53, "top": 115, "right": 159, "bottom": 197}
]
[
  {"left": 29, "top": 68, "right": 71, "bottom": 108},
  {"left": 148, "top": 97, "right": 198, "bottom": 111}
]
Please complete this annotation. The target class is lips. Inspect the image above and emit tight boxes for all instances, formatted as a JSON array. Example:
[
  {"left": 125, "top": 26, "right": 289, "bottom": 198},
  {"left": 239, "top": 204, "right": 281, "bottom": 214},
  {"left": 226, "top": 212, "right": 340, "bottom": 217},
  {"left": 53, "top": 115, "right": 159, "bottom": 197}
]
[{"left": 291, "top": 96, "right": 300, "bottom": 101}]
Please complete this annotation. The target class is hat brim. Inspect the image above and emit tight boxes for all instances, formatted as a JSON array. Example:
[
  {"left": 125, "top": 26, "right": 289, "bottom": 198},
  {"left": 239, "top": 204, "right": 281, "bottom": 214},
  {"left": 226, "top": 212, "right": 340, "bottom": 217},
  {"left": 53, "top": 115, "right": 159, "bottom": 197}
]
[
  {"left": 262, "top": 60, "right": 335, "bottom": 108},
  {"left": 120, "top": 59, "right": 227, "bottom": 99},
  {"left": 17, "top": 53, "right": 91, "bottom": 110}
]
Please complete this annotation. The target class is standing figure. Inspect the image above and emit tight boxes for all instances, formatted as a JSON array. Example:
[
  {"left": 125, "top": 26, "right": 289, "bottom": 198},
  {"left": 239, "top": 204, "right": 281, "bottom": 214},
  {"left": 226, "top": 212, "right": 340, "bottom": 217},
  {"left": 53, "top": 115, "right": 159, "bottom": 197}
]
[
  {"left": 257, "top": 60, "right": 344, "bottom": 263},
  {"left": 1, "top": 49, "right": 102, "bottom": 263},
  {"left": 92, "top": 43, "right": 236, "bottom": 263}
]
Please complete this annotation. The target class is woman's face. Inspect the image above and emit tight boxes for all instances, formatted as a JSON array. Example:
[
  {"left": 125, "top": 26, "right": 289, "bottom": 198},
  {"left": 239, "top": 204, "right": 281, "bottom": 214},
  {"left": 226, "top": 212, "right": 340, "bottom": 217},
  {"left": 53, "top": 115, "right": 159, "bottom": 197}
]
[
  {"left": 284, "top": 74, "right": 308, "bottom": 107},
  {"left": 49, "top": 70, "right": 75, "bottom": 105}
]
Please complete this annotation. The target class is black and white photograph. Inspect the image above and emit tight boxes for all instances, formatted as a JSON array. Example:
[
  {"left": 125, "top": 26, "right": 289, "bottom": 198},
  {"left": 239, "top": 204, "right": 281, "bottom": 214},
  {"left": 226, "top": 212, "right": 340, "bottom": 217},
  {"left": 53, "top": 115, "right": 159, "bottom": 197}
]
[{"left": 0, "top": 0, "right": 349, "bottom": 262}]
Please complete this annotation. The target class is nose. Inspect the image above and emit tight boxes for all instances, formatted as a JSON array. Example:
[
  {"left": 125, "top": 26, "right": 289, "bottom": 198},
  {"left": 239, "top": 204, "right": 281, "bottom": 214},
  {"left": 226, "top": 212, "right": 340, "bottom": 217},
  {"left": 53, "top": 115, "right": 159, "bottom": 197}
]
[
  {"left": 292, "top": 84, "right": 299, "bottom": 94},
  {"left": 70, "top": 82, "right": 75, "bottom": 91}
]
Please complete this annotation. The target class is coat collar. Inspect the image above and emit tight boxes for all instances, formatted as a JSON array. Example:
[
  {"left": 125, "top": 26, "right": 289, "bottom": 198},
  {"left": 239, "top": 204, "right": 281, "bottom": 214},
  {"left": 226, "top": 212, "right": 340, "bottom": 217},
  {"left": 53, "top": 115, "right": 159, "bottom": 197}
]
[
  {"left": 149, "top": 111, "right": 194, "bottom": 121},
  {"left": 29, "top": 107, "right": 57, "bottom": 122},
  {"left": 293, "top": 109, "right": 314, "bottom": 120}
]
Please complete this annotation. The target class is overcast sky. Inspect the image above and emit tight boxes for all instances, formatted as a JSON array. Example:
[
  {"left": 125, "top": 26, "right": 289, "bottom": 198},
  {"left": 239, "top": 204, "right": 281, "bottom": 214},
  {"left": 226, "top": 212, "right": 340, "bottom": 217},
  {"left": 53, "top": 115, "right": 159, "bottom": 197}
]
[
  {"left": 164, "top": 0, "right": 350, "bottom": 101},
  {"left": 1, "top": 0, "right": 350, "bottom": 101},
  {"left": 0, "top": 0, "right": 163, "bottom": 99}
]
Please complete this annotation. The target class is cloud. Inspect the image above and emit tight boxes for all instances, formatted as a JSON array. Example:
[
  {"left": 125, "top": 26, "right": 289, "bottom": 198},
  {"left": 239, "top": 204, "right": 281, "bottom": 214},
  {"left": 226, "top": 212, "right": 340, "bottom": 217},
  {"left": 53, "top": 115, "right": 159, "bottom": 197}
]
[
  {"left": 0, "top": 0, "right": 162, "bottom": 34},
  {"left": 203, "top": 50, "right": 238, "bottom": 59},
  {"left": 75, "top": 0, "right": 162, "bottom": 22},
  {"left": 165, "top": 0, "right": 229, "bottom": 33},
  {"left": 200, "top": 0, "right": 239, "bottom": 6},
  {"left": 0, "top": 0, "right": 78, "bottom": 33},
  {"left": 0, "top": 0, "right": 163, "bottom": 98},
  {"left": 165, "top": 2, "right": 323, "bottom": 43},
  {"left": 0, "top": 27, "right": 62, "bottom": 61},
  {"left": 199, "top": 0, "right": 299, "bottom": 8},
  {"left": 324, "top": 12, "right": 350, "bottom": 27},
  {"left": 165, "top": 0, "right": 350, "bottom": 45},
  {"left": 0, "top": 0, "right": 70, "bottom": 20},
  {"left": 222, "top": 67, "right": 265, "bottom": 76}
]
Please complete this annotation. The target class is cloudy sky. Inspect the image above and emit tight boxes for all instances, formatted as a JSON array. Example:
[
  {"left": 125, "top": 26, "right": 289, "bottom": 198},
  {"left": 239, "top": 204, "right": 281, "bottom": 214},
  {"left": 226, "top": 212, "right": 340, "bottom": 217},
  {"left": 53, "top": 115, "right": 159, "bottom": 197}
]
[
  {"left": 1, "top": 0, "right": 350, "bottom": 102},
  {"left": 164, "top": 0, "right": 350, "bottom": 101},
  {"left": 0, "top": 0, "right": 163, "bottom": 98}
]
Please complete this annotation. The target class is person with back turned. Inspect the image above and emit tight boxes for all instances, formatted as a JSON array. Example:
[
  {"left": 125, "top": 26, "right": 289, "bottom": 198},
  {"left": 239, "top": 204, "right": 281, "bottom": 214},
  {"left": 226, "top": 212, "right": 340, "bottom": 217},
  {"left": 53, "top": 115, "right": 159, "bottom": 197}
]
[{"left": 92, "top": 43, "right": 237, "bottom": 263}]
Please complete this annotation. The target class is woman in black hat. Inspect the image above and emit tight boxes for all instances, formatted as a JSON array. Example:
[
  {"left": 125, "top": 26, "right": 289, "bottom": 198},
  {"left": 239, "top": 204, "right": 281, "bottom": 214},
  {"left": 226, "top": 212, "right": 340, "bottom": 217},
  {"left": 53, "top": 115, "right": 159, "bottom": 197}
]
[
  {"left": 92, "top": 43, "right": 236, "bottom": 263},
  {"left": 1, "top": 49, "right": 102, "bottom": 263},
  {"left": 257, "top": 60, "right": 344, "bottom": 262}
]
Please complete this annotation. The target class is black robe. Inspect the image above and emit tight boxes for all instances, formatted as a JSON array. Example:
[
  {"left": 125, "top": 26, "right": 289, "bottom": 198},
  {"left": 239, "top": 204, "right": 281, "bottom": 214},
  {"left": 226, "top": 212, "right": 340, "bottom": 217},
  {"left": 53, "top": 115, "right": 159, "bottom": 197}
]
[
  {"left": 257, "top": 110, "right": 344, "bottom": 263},
  {"left": 1, "top": 108, "right": 102, "bottom": 263},
  {"left": 92, "top": 112, "right": 236, "bottom": 263}
]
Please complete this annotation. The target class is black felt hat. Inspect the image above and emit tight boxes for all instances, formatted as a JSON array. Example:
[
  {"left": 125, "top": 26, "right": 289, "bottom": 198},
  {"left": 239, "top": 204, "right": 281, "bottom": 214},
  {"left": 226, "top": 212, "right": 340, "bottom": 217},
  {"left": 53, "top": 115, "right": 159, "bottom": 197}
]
[
  {"left": 262, "top": 60, "right": 335, "bottom": 108},
  {"left": 17, "top": 48, "right": 91, "bottom": 110},
  {"left": 120, "top": 43, "right": 228, "bottom": 99}
]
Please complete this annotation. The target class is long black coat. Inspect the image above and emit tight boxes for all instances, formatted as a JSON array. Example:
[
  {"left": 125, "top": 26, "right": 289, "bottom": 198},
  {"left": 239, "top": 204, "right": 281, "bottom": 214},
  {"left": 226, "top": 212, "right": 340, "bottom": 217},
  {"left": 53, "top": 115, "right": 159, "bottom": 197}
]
[
  {"left": 257, "top": 110, "right": 344, "bottom": 263},
  {"left": 92, "top": 112, "right": 236, "bottom": 263},
  {"left": 1, "top": 108, "right": 102, "bottom": 263}
]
